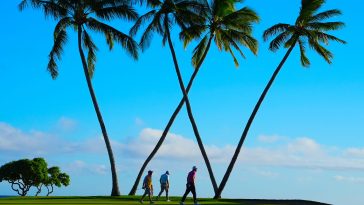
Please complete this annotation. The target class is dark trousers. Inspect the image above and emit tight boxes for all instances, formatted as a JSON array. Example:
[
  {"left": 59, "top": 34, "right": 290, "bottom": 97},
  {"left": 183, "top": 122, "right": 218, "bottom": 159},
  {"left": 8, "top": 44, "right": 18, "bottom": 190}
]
[{"left": 181, "top": 182, "right": 196, "bottom": 202}]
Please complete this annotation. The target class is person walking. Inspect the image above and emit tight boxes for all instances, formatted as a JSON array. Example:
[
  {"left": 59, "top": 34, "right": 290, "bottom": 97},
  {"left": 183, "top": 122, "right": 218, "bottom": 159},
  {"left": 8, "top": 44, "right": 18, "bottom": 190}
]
[
  {"left": 140, "top": 170, "right": 154, "bottom": 204},
  {"left": 180, "top": 166, "right": 199, "bottom": 205},
  {"left": 157, "top": 171, "right": 170, "bottom": 201}
]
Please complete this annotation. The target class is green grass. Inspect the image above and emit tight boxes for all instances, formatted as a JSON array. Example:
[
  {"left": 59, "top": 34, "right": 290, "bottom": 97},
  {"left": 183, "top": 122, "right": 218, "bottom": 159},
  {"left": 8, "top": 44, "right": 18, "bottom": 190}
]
[{"left": 0, "top": 196, "right": 331, "bottom": 205}]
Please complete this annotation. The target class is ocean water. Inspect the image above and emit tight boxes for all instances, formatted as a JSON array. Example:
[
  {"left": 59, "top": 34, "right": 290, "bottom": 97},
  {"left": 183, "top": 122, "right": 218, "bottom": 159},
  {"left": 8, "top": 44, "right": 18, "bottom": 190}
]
[{"left": 0, "top": 195, "right": 14, "bottom": 198}]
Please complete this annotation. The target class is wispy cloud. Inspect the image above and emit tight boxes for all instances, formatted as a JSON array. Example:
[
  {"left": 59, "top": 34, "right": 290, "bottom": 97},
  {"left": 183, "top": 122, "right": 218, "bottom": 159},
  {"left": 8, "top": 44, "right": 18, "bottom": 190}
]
[
  {"left": 345, "top": 148, "right": 364, "bottom": 158},
  {"left": 2, "top": 122, "right": 364, "bottom": 173},
  {"left": 334, "top": 175, "right": 364, "bottom": 184},
  {"left": 257, "top": 135, "right": 283, "bottom": 143},
  {"left": 57, "top": 117, "right": 78, "bottom": 131},
  {"left": 64, "top": 160, "right": 108, "bottom": 175},
  {"left": 0, "top": 122, "right": 73, "bottom": 155},
  {"left": 134, "top": 117, "right": 145, "bottom": 126}
]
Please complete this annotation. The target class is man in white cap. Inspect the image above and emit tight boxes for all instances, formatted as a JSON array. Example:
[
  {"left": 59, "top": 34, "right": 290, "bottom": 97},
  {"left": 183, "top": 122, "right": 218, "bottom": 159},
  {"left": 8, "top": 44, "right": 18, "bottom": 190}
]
[
  {"left": 156, "top": 171, "right": 170, "bottom": 201},
  {"left": 180, "top": 166, "right": 199, "bottom": 205}
]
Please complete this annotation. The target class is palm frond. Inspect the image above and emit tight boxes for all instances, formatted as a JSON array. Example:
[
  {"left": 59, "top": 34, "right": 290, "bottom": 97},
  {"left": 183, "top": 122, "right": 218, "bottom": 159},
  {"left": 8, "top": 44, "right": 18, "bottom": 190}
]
[
  {"left": 307, "top": 21, "right": 345, "bottom": 31},
  {"left": 174, "top": 8, "right": 206, "bottom": 27},
  {"left": 138, "top": 12, "right": 163, "bottom": 51},
  {"left": 314, "top": 31, "right": 346, "bottom": 45},
  {"left": 87, "top": 17, "right": 138, "bottom": 59},
  {"left": 220, "top": 30, "right": 246, "bottom": 61},
  {"left": 298, "top": 0, "right": 324, "bottom": 24},
  {"left": 310, "top": 9, "right": 342, "bottom": 22},
  {"left": 191, "top": 35, "right": 208, "bottom": 68},
  {"left": 309, "top": 38, "right": 333, "bottom": 64},
  {"left": 19, "top": 0, "right": 68, "bottom": 18},
  {"left": 94, "top": 5, "right": 138, "bottom": 21},
  {"left": 82, "top": 30, "right": 98, "bottom": 78},
  {"left": 175, "top": 0, "right": 208, "bottom": 15},
  {"left": 130, "top": 10, "right": 157, "bottom": 37},
  {"left": 284, "top": 34, "right": 298, "bottom": 49},
  {"left": 213, "top": 0, "right": 238, "bottom": 17},
  {"left": 179, "top": 24, "right": 208, "bottom": 48},
  {"left": 263, "top": 23, "right": 290, "bottom": 41},
  {"left": 298, "top": 39, "right": 310, "bottom": 67},
  {"left": 222, "top": 7, "right": 259, "bottom": 25},
  {"left": 268, "top": 30, "right": 291, "bottom": 51},
  {"left": 227, "top": 29, "right": 258, "bottom": 55},
  {"left": 227, "top": 46, "right": 239, "bottom": 67},
  {"left": 18, "top": 0, "right": 28, "bottom": 11},
  {"left": 47, "top": 29, "right": 68, "bottom": 79},
  {"left": 147, "top": 0, "right": 163, "bottom": 8},
  {"left": 105, "top": 31, "right": 114, "bottom": 49},
  {"left": 214, "top": 30, "right": 223, "bottom": 51},
  {"left": 54, "top": 17, "right": 73, "bottom": 39}
]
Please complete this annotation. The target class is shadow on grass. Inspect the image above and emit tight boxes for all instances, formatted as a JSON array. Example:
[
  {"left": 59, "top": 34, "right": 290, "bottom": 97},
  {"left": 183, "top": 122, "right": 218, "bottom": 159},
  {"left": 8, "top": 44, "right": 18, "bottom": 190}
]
[
  {"left": 0, "top": 196, "right": 331, "bottom": 205},
  {"left": 220, "top": 199, "right": 331, "bottom": 205}
]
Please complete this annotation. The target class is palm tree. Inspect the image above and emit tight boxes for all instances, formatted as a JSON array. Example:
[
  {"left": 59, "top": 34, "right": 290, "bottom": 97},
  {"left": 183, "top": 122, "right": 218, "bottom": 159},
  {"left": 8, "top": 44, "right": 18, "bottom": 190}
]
[
  {"left": 128, "top": 0, "right": 259, "bottom": 196},
  {"left": 19, "top": 0, "right": 139, "bottom": 196},
  {"left": 214, "top": 0, "right": 346, "bottom": 198},
  {"left": 128, "top": 0, "right": 218, "bottom": 195}
]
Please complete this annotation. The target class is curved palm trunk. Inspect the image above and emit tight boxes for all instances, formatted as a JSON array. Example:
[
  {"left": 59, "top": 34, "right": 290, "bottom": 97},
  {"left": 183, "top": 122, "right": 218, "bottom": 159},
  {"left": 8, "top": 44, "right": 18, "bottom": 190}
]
[
  {"left": 214, "top": 44, "right": 296, "bottom": 199},
  {"left": 165, "top": 26, "right": 218, "bottom": 193},
  {"left": 77, "top": 26, "right": 120, "bottom": 196},
  {"left": 128, "top": 35, "right": 214, "bottom": 195}
]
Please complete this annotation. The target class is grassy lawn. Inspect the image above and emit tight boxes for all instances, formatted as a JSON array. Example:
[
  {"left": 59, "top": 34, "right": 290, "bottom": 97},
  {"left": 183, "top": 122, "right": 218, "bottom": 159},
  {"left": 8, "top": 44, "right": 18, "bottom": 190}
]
[{"left": 0, "top": 196, "right": 331, "bottom": 205}]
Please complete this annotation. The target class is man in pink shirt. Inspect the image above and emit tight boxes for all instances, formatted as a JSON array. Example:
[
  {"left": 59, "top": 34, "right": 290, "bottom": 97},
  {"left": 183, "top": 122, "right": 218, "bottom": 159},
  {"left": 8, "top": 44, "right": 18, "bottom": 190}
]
[{"left": 180, "top": 166, "right": 199, "bottom": 205}]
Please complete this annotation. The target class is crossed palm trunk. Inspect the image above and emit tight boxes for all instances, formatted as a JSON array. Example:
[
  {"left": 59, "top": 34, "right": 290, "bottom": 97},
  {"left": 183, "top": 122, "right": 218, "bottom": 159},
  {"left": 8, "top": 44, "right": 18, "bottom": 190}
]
[
  {"left": 128, "top": 34, "right": 215, "bottom": 195},
  {"left": 214, "top": 43, "right": 296, "bottom": 199},
  {"left": 165, "top": 21, "right": 218, "bottom": 192},
  {"left": 77, "top": 26, "right": 120, "bottom": 196}
]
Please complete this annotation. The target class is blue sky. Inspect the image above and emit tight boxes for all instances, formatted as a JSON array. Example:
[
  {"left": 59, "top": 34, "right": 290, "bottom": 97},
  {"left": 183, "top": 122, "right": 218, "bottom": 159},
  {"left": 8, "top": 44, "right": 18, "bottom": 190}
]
[{"left": 1, "top": 0, "right": 363, "bottom": 205}]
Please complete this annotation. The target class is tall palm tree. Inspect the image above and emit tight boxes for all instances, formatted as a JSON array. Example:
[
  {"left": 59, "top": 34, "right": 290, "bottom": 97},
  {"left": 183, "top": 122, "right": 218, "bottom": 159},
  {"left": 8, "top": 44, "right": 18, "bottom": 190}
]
[
  {"left": 215, "top": 0, "right": 346, "bottom": 198},
  {"left": 128, "top": 0, "right": 219, "bottom": 195},
  {"left": 128, "top": 0, "right": 259, "bottom": 196},
  {"left": 19, "top": 0, "right": 139, "bottom": 196}
]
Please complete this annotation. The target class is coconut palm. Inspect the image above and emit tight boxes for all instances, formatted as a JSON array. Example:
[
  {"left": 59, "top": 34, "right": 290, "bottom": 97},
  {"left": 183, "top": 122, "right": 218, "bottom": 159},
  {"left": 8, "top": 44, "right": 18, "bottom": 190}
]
[
  {"left": 19, "top": 0, "right": 139, "bottom": 196},
  {"left": 215, "top": 0, "right": 346, "bottom": 198},
  {"left": 128, "top": 0, "right": 218, "bottom": 195},
  {"left": 128, "top": 0, "right": 259, "bottom": 196}
]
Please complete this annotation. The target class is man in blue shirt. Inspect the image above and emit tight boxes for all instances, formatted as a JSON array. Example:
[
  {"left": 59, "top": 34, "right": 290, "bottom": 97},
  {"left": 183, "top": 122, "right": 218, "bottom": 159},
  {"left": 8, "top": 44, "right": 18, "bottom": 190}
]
[{"left": 156, "top": 171, "right": 170, "bottom": 201}]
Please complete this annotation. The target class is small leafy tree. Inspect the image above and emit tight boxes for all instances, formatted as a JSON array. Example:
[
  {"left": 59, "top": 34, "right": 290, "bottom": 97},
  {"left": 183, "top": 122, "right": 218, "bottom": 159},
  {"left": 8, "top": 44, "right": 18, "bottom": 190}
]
[
  {"left": 0, "top": 158, "right": 48, "bottom": 196},
  {"left": 43, "top": 167, "right": 70, "bottom": 196}
]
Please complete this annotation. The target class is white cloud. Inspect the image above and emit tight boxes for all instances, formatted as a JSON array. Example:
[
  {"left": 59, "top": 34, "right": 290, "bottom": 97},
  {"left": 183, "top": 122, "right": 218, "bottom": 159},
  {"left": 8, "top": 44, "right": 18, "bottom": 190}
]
[
  {"left": 119, "top": 129, "right": 364, "bottom": 172},
  {"left": 57, "top": 117, "right": 77, "bottom": 131},
  {"left": 135, "top": 117, "right": 145, "bottom": 126},
  {"left": 0, "top": 122, "right": 69, "bottom": 155},
  {"left": 122, "top": 128, "right": 200, "bottom": 159},
  {"left": 345, "top": 148, "right": 364, "bottom": 158},
  {"left": 2, "top": 122, "right": 364, "bottom": 173},
  {"left": 255, "top": 169, "right": 279, "bottom": 178},
  {"left": 286, "top": 137, "right": 325, "bottom": 157},
  {"left": 257, "top": 135, "right": 282, "bottom": 143},
  {"left": 334, "top": 175, "right": 364, "bottom": 184},
  {"left": 65, "top": 160, "right": 108, "bottom": 175}
]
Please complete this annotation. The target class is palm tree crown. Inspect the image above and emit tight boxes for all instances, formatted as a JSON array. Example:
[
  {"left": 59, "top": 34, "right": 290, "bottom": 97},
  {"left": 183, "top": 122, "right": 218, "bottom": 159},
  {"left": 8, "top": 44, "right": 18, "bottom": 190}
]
[
  {"left": 263, "top": 0, "right": 346, "bottom": 66},
  {"left": 130, "top": 0, "right": 206, "bottom": 51},
  {"left": 181, "top": 0, "right": 259, "bottom": 67},
  {"left": 19, "top": 0, "right": 139, "bottom": 79}
]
